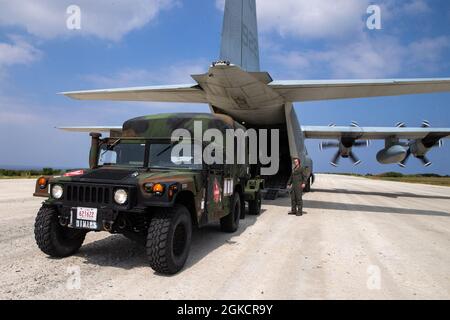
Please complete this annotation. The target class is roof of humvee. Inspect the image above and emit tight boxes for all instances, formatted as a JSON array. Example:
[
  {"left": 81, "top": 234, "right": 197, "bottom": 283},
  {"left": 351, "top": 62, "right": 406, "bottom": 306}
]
[
  {"left": 125, "top": 113, "right": 234, "bottom": 123},
  {"left": 122, "top": 113, "right": 240, "bottom": 138}
]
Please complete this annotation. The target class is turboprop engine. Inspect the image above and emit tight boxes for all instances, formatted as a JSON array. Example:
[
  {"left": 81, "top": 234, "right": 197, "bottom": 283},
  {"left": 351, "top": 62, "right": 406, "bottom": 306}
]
[
  {"left": 398, "top": 121, "right": 443, "bottom": 167},
  {"left": 319, "top": 122, "right": 370, "bottom": 167}
]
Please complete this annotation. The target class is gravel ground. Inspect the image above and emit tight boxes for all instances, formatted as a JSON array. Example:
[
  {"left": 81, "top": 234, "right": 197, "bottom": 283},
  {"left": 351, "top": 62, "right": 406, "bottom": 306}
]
[{"left": 0, "top": 175, "right": 449, "bottom": 300}]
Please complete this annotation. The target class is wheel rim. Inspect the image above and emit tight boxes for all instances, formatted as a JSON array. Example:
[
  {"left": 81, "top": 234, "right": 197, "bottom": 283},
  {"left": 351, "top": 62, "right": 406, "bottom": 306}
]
[{"left": 173, "top": 223, "right": 187, "bottom": 257}]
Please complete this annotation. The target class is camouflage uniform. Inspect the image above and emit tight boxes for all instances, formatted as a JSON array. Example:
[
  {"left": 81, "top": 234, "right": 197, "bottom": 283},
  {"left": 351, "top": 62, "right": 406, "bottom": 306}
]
[{"left": 288, "top": 165, "right": 307, "bottom": 215}]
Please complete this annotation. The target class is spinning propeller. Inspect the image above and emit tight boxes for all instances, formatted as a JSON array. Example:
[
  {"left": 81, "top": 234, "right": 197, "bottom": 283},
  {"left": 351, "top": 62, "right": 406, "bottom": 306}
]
[
  {"left": 319, "top": 122, "right": 370, "bottom": 167},
  {"left": 398, "top": 121, "right": 443, "bottom": 168}
]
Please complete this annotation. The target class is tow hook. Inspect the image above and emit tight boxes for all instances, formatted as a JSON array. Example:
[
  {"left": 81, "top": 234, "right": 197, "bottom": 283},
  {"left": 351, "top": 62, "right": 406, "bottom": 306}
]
[
  {"left": 118, "top": 218, "right": 127, "bottom": 230},
  {"left": 59, "top": 215, "right": 69, "bottom": 227}
]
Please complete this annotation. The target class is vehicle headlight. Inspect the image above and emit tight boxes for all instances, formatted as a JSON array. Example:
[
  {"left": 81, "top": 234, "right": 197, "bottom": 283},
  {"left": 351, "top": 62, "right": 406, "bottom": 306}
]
[
  {"left": 114, "top": 189, "right": 128, "bottom": 205},
  {"left": 51, "top": 185, "right": 63, "bottom": 199}
]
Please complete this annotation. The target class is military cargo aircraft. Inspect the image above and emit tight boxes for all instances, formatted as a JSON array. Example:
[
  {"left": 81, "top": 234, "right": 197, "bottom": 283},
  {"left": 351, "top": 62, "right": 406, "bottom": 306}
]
[{"left": 60, "top": 0, "right": 450, "bottom": 198}]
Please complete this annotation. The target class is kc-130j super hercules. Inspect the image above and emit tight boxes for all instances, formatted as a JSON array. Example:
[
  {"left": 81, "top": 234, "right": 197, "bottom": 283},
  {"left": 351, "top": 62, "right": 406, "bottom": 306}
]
[{"left": 33, "top": 0, "right": 450, "bottom": 274}]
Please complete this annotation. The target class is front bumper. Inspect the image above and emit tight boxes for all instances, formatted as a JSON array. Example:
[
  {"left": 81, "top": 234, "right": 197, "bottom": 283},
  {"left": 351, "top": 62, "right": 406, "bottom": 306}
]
[
  {"left": 57, "top": 206, "right": 120, "bottom": 231},
  {"left": 49, "top": 182, "right": 138, "bottom": 231}
]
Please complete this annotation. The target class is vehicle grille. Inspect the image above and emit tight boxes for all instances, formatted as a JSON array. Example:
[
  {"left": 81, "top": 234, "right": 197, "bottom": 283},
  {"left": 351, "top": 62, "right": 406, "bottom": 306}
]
[
  {"left": 62, "top": 184, "right": 133, "bottom": 207},
  {"left": 65, "top": 184, "right": 112, "bottom": 205}
]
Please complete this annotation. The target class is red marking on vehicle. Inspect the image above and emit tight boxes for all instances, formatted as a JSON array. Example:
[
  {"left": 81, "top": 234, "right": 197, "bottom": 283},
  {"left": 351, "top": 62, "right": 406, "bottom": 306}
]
[
  {"left": 213, "top": 178, "right": 221, "bottom": 203},
  {"left": 64, "top": 170, "right": 85, "bottom": 177}
]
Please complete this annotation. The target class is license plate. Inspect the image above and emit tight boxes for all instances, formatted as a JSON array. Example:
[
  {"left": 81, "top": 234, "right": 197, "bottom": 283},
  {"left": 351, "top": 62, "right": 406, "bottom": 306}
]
[
  {"left": 77, "top": 207, "right": 97, "bottom": 221},
  {"left": 73, "top": 207, "right": 99, "bottom": 230}
]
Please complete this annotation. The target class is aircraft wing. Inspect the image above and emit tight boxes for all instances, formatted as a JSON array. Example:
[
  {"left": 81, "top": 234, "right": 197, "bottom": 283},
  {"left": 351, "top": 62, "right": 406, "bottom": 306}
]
[
  {"left": 270, "top": 78, "right": 450, "bottom": 102},
  {"left": 58, "top": 126, "right": 123, "bottom": 137},
  {"left": 58, "top": 126, "right": 122, "bottom": 133},
  {"left": 61, "top": 84, "right": 208, "bottom": 103},
  {"left": 302, "top": 126, "right": 450, "bottom": 140}
]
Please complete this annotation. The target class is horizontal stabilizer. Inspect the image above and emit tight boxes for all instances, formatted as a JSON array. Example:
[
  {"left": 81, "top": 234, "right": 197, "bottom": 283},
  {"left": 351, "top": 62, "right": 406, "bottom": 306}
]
[
  {"left": 270, "top": 78, "right": 450, "bottom": 102},
  {"left": 61, "top": 84, "right": 207, "bottom": 103}
]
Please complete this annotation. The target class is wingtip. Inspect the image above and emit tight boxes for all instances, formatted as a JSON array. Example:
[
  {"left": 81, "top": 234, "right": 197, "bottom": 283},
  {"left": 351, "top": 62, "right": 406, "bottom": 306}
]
[{"left": 57, "top": 91, "right": 77, "bottom": 98}]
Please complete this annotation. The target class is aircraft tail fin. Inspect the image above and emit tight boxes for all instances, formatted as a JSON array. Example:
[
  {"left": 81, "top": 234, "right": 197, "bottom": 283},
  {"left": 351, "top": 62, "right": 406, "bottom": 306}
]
[{"left": 219, "top": 0, "right": 260, "bottom": 72}]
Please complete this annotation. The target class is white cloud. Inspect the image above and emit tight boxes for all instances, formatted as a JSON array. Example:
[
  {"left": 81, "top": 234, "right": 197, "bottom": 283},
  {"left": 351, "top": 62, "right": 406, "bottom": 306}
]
[
  {"left": 0, "top": 93, "right": 44, "bottom": 126},
  {"left": 380, "top": 0, "right": 432, "bottom": 21},
  {"left": 401, "top": 0, "right": 432, "bottom": 15},
  {"left": 0, "top": 36, "right": 42, "bottom": 68},
  {"left": 0, "top": 35, "right": 42, "bottom": 83},
  {"left": 0, "top": 0, "right": 177, "bottom": 41},
  {"left": 257, "top": 0, "right": 369, "bottom": 39},
  {"left": 407, "top": 36, "right": 450, "bottom": 73},
  {"left": 82, "top": 60, "right": 208, "bottom": 88},
  {"left": 223, "top": 0, "right": 448, "bottom": 78},
  {"left": 216, "top": 0, "right": 435, "bottom": 41},
  {"left": 270, "top": 35, "right": 450, "bottom": 79},
  {"left": 217, "top": 0, "right": 370, "bottom": 39}
]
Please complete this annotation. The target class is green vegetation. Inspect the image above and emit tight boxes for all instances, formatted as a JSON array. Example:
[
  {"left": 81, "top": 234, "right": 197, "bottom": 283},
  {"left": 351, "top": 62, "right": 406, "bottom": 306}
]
[
  {"left": 0, "top": 168, "right": 63, "bottom": 179},
  {"left": 369, "top": 173, "right": 450, "bottom": 187}
]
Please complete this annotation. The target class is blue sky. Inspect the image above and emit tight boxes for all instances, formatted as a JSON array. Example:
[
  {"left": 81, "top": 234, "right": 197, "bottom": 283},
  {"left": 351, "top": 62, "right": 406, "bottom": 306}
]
[{"left": 0, "top": 0, "right": 449, "bottom": 174}]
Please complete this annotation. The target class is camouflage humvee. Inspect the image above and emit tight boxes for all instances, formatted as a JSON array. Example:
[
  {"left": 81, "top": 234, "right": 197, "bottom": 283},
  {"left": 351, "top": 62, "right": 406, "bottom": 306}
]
[{"left": 33, "top": 113, "right": 264, "bottom": 274}]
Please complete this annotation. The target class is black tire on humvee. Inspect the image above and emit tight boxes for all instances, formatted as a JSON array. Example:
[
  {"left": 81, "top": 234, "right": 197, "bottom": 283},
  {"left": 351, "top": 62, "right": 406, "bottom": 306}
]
[
  {"left": 248, "top": 191, "right": 262, "bottom": 215},
  {"left": 220, "top": 192, "right": 241, "bottom": 233},
  {"left": 34, "top": 206, "right": 87, "bottom": 257},
  {"left": 146, "top": 205, "right": 192, "bottom": 275}
]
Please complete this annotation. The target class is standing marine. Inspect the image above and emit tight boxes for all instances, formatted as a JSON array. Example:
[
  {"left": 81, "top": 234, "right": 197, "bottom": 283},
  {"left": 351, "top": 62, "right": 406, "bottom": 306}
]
[{"left": 287, "top": 158, "right": 307, "bottom": 216}]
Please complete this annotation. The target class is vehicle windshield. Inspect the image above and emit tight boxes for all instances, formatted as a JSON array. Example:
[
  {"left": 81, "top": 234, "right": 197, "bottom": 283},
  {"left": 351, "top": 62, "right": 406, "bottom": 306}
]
[
  {"left": 149, "top": 142, "right": 203, "bottom": 170},
  {"left": 99, "top": 140, "right": 146, "bottom": 167},
  {"left": 98, "top": 139, "right": 203, "bottom": 170}
]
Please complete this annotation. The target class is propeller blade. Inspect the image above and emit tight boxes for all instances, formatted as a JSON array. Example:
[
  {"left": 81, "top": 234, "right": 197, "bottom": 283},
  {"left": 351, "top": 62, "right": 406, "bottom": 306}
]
[
  {"left": 351, "top": 121, "right": 360, "bottom": 128},
  {"left": 349, "top": 152, "right": 362, "bottom": 166},
  {"left": 330, "top": 151, "right": 341, "bottom": 167},
  {"left": 399, "top": 148, "right": 411, "bottom": 167},
  {"left": 418, "top": 156, "right": 432, "bottom": 167},
  {"left": 421, "top": 120, "right": 431, "bottom": 128},
  {"left": 396, "top": 122, "right": 406, "bottom": 128}
]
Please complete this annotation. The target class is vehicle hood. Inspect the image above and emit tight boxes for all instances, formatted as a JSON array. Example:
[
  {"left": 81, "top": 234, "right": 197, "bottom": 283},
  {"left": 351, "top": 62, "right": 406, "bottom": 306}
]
[{"left": 50, "top": 167, "right": 201, "bottom": 188}]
